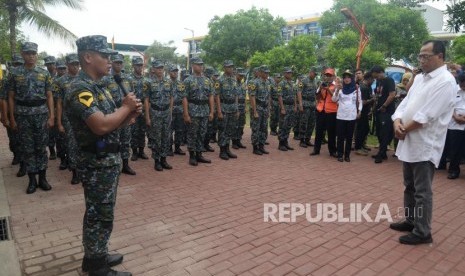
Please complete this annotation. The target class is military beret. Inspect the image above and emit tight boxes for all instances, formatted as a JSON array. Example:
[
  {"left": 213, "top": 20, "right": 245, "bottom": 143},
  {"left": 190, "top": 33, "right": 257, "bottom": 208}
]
[
  {"left": 21, "top": 42, "right": 38, "bottom": 52},
  {"left": 223, "top": 60, "right": 234, "bottom": 67},
  {"left": 111, "top": 54, "right": 124, "bottom": 62},
  {"left": 131, "top": 56, "right": 143, "bottom": 65},
  {"left": 56, "top": 59, "right": 67, "bottom": 69},
  {"left": 151, "top": 59, "right": 164, "bottom": 68},
  {"left": 44, "top": 56, "right": 56, "bottom": 65},
  {"left": 204, "top": 66, "right": 214, "bottom": 75},
  {"left": 12, "top": 54, "right": 24, "bottom": 65},
  {"left": 65, "top": 53, "right": 79, "bottom": 64},
  {"left": 76, "top": 35, "right": 117, "bottom": 55},
  {"left": 190, "top": 57, "right": 204, "bottom": 65}
]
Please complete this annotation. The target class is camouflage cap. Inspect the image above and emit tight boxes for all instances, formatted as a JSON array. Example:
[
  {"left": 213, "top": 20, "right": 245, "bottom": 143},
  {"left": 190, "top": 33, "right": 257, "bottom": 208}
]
[
  {"left": 56, "top": 59, "right": 67, "bottom": 69},
  {"left": 44, "top": 56, "right": 56, "bottom": 65},
  {"left": 21, "top": 42, "right": 38, "bottom": 52},
  {"left": 169, "top": 64, "right": 179, "bottom": 72},
  {"left": 273, "top": 73, "right": 282, "bottom": 78},
  {"left": 190, "top": 57, "right": 204, "bottom": 65},
  {"left": 236, "top": 67, "right": 246, "bottom": 75},
  {"left": 309, "top": 66, "right": 318, "bottom": 73},
  {"left": 213, "top": 69, "right": 220, "bottom": 76},
  {"left": 260, "top": 65, "right": 270, "bottom": 73},
  {"left": 75, "top": 35, "right": 117, "bottom": 54},
  {"left": 131, "top": 56, "right": 143, "bottom": 65},
  {"left": 12, "top": 54, "right": 24, "bottom": 65},
  {"left": 151, "top": 59, "right": 164, "bottom": 68},
  {"left": 111, "top": 54, "right": 124, "bottom": 62},
  {"left": 283, "top": 67, "right": 293, "bottom": 73},
  {"left": 204, "top": 66, "right": 214, "bottom": 76},
  {"left": 65, "top": 53, "right": 79, "bottom": 64},
  {"left": 223, "top": 60, "right": 234, "bottom": 67}
]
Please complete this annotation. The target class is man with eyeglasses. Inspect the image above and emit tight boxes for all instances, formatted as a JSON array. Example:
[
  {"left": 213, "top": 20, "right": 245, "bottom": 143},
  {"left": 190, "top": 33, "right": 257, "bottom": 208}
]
[
  {"left": 66, "top": 35, "right": 141, "bottom": 275},
  {"left": 389, "top": 40, "right": 456, "bottom": 245}
]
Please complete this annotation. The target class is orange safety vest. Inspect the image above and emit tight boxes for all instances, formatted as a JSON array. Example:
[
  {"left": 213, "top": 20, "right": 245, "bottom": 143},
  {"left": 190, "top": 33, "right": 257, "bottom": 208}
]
[{"left": 316, "top": 83, "right": 338, "bottom": 113}]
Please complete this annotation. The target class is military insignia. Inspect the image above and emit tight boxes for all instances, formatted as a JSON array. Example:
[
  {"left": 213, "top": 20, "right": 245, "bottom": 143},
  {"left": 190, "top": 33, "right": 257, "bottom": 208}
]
[
  {"left": 78, "top": 91, "right": 94, "bottom": 107},
  {"left": 248, "top": 84, "right": 256, "bottom": 91},
  {"left": 164, "top": 82, "right": 171, "bottom": 89},
  {"left": 37, "top": 74, "right": 45, "bottom": 81},
  {"left": 178, "top": 84, "right": 185, "bottom": 91},
  {"left": 204, "top": 79, "right": 210, "bottom": 86},
  {"left": 278, "top": 86, "right": 282, "bottom": 92},
  {"left": 214, "top": 82, "right": 220, "bottom": 89},
  {"left": 143, "top": 83, "right": 148, "bottom": 92},
  {"left": 298, "top": 83, "right": 303, "bottom": 88}
]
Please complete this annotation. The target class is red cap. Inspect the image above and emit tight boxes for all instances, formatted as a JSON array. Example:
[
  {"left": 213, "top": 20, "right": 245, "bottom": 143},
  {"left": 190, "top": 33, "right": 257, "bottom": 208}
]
[{"left": 324, "top": 68, "right": 335, "bottom": 76}]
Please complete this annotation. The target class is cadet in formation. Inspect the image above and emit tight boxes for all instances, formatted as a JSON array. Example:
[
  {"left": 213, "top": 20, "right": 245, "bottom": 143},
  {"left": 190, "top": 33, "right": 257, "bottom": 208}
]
[
  {"left": 104, "top": 54, "right": 136, "bottom": 175},
  {"left": 7, "top": 42, "right": 54, "bottom": 194},
  {"left": 169, "top": 64, "right": 187, "bottom": 156},
  {"left": 182, "top": 57, "right": 215, "bottom": 166},
  {"left": 66, "top": 35, "right": 141, "bottom": 276},
  {"left": 215, "top": 60, "right": 238, "bottom": 160},
  {"left": 44, "top": 55, "right": 59, "bottom": 160},
  {"left": 144, "top": 60, "right": 173, "bottom": 171},
  {"left": 277, "top": 67, "right": 297, "bottom": 151},
  {"left": 53, "top": 59, "right": 70, "bottom": 170},
  {"left": 249, "top": 65, "right": 271, "bottom": 155},
  {"left": 203, "top": 66, "right": 217, "bottom": 152},
  {"left": 232, "top": 67, "right": 247, "bottom": 149},
  {"left": 297, "top": 67, "right": 318, "bottom": 148},
  {"left": 269, "top": 73, "right": 281, "bottom": 136}
]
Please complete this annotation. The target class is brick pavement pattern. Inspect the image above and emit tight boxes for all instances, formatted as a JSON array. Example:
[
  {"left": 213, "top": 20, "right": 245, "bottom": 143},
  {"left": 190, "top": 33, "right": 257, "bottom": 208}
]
[{"left": 1, "top": 127, "right": 465, "bottom": 276}]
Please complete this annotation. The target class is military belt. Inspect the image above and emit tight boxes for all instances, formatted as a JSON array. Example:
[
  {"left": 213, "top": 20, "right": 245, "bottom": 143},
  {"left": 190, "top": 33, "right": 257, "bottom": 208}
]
[
  {"left": 151, "top": 104, "right": 170, "bottom": 111},
  {"left": 283, "top": 100, "right": 295, "bottom": 105},
  {"left": 16, "top": 99, "right": 46, "bottom": 107},
  {"left": 174, "top": 100, "right": 183, "bottom": 106},
  {"left": 80, "top": 143, "right": 120, "bottom": 154},
  {"left": 302, "top": 95, "right": 315, "bottom": 101},
  {"left": 255, "top": 98, "right": 268, "bottom": 107},
  {"left": 221, "top": 99, "right": 236, "bottom": 104},
  {"left": 190, "top": 99, "right": 208, "bottom": 105}
]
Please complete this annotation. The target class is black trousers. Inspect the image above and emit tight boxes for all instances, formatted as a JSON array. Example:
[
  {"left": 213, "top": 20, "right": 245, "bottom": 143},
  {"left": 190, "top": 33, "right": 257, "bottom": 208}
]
[
  {"left": 354, "top": 114, "right": 369, "bottom": 150},
  {"left": 447, "top": 129, "right": 465, "bottom": 174},
  {"left": 336, "top": 119, "right": 356, "bottom": 158},
  {"left": 314, "top": 111, "right": 337, "bottom": 154},
  {"left": 375, "top": 112, "right": 393, "bottom": 157}
]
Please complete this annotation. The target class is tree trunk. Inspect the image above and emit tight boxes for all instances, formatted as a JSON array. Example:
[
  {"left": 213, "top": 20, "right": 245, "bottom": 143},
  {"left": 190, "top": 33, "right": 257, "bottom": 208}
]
[{"left": 8, "top": 4, "right": 18, "bottom": 56}]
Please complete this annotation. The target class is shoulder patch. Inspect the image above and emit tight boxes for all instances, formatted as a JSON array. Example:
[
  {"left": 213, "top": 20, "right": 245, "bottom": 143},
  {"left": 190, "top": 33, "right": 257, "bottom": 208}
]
[
  {"left": 298, "top": 83, "right": 303, "bottom": 88},
  {"left": 78, "top": 91, "right": 94, "bottom": 107},
  {"left": 214, "top": 82, "right": 220, "bottom": 89}
]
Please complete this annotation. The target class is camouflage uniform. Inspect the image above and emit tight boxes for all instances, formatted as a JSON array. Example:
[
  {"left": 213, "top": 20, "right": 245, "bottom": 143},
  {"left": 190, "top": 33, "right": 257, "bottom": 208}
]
[
  {"left": 269, "top": 74, "right": 280, "bottom": 135},
  {"left": 66, "top": 35, "right": 131, "bottom": 275},
  {"left": 216, "top": 61, "right": 238, "bottom": 148},
  {"left": 169, "top": 65, "right": 186, "bottom": 153},
  {"left": 233, "top": 68, "right": 247, "bottom": 148},
  {"left": 44, "top": 56, "right": 59, "bottom": 159},
  {"left": 204, "top": 67, "right": 217, "bottom": 151},
  {"left": 53, "top": 59, "right": 69, "bottom": 168},
  {"left": 278, "top": 68, "right": 297, "bottom": 149},
  {"left": 128, "top": 57, "right": 148, "bottom": 158},
  {"left": 249, "top": 66, "right": 271, "bottom": 153},
  {"left": 145, "top": 60, "right": 173, "bottom": 170},
  {"left": 298, "top": 73, "right": 318, "bottom": 146}
]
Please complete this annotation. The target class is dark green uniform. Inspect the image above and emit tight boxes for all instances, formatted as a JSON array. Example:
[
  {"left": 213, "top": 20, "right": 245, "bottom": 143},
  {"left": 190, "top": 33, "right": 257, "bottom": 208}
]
[
  {"left": 128, "top": 72, "right": 148, "bottom": 150},
  {"left": 216, "top": 73, "right": 238, "bottom": 147},
  {"left": 298, "top": 75, "right": 318, "bottom": 141},
  {"left": 277, "top": 77, "right": 296, "bottom": 142},
  {"left": 249, "top": 74, "right": 271, "bottom": 147},
  {"left": 233, "top": 71, "right": 247, "bottom": 145}
]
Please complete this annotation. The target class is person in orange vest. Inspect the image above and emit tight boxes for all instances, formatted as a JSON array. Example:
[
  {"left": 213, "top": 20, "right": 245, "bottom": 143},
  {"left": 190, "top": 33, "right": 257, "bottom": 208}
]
[{"left": 310, "top": 68, "right": 338, "bottom": 157}]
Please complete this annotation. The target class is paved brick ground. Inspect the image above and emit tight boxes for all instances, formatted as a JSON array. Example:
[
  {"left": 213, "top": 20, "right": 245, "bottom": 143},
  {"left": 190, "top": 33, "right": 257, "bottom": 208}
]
[{"left": 1, "top": 126, "right": 465, "bottom": 276}]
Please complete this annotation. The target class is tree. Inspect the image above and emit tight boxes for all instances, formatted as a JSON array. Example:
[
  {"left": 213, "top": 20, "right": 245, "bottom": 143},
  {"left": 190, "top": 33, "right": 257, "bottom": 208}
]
[
  {"left": 201, "top": 7, "right": 286, "bottom": 68},
  {"left": 451, "top": 35, "right": 465, "bottom": 65},
  {"left": 0, "top": 0, "right": 84, "bottom": 56},
  {"left": 144, "top": 40, "right": 180, "bottom": 65},
  {"left": 324, "top": 30, "right": 386, "bottom": 71},
  {"left": 319, "top": 0, "right": 429, "bottom": 61}
]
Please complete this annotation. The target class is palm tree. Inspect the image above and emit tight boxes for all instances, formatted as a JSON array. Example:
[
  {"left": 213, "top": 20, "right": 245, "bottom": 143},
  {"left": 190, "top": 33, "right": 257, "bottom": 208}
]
[{"left": 1, "top": 0, "right": 84, "bottom": 55}]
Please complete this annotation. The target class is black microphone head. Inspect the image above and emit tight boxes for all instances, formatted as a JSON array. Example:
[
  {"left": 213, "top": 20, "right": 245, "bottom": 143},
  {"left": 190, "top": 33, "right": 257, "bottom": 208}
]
[{"left": 113, "top": 74, "right": 123, "bottom": 84}]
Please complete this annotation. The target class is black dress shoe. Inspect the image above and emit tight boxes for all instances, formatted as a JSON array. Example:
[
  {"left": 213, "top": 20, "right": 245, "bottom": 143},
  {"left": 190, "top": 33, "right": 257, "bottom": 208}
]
[
  {"left": 390, "top": 221, "right": 414, "bottom": 232},
  {"left": 337, "top": 157, "right": 343, "bottom": 162},
  {"left": 82, "top": 254, "right": 124, "bottom": 272},
  {"left": 447, "top": 172, "right": 459, "bottom": 179},
  {"left": 399, "top": 233, "right": 432, "bottom": 245},
  {"left": 344, "top": 157, "right": 350, "bottom": 162},
  {"left": 309, "top": 151, "right": 319, "bottom": 156},
  {"left": 330, "top": 152, "right": 338, "bottom": 158}
]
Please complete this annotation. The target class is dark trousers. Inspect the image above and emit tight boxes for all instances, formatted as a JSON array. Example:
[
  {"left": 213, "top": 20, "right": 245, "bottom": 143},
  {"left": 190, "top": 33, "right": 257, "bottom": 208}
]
[
  {"left": 375, "top": 112, "right": 393, "bottom": 157},
  {"left": 354, "top": 114, "right": 369, "bottom": 150},
  {"left": 336, "top": 119, "right": 356, "bottom": 158},
  {"left": 314, "top": 111, "right": 337, "bottom": 154},
  {"left": 403, "top": 161, "right": 434, "bottom": 238},
  {"left": 447, "top": 129, "right": 465, "bottom": 174}
]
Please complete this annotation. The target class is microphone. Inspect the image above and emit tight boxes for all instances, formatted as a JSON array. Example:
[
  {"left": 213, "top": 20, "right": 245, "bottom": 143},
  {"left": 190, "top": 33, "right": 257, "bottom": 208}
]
[{"left": 113, "top": 74, "right": 128, "bottom": 96}]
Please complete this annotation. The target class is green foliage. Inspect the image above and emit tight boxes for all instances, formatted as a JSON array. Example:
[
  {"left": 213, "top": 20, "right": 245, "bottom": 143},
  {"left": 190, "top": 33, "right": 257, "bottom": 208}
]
[
  {"left": 451, "top": 35, "right": 465, "bottom": 65},
  {"left": 445, "top": 1, "right": 465, "bottom": 33},
  {"left": 145, "top": 40, "right": 179, "bottom": 65},
  {"left": 201, "top": 6, "right": 286, "bottom": 68},
  {"left": 324, "top": 30, "right": 386, "bottom": 71},
  {"left": 319, "top": 0, "right": 430, "bottom": 60}
]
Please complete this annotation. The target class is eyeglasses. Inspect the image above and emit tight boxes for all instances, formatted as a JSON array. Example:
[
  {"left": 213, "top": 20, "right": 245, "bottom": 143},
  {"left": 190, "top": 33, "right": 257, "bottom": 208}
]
[{"left": 417, "top": 53, "right": 437, "bottom": 61}]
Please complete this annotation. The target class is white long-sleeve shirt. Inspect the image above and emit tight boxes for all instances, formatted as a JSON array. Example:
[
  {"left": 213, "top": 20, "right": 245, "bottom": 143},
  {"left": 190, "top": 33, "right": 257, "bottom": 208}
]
[
  {"left": 392, "top": 65, "right": 456, "bottom": 167},
  {"left": 448, "top": 88, "right": 465, "bottom": 131},
  {"left": 332, "top": 88, "right": 362, "bottom": 121}
]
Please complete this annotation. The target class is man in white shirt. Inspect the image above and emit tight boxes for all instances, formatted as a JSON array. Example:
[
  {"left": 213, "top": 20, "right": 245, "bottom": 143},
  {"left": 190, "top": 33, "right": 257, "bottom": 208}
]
[{"left": 390, "top": 40, "right": 456, "bottom": 245}]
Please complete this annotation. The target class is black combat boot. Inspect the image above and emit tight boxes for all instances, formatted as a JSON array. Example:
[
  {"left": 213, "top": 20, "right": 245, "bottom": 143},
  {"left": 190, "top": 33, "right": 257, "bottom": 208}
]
[
  {"left": 189, "top": 151, "right": 198, "bottom": 166},
  {"left": 253, "top": 145, "right": 263, "bottom": 155},
  {"left": 154, "top": 159, "right": 163, "bottom": 171},
  {"left": 259, "top": 144, "right": 269, "bottom": 154},
  {"left": 85, "top": 255, "right": 132, "bottom": 276},
  {"left": 82, "top": 253, "right": 124, "bottom": 273},
  {"left": 121, "top": 159, "right": 136, "bottom": 175},
  {"left": 138, "top": 147, "right": 148, "bottom": 159},
  {"left": 226, "top": 145, "right": 237, "bottom": 158},
  {"left": 299, "top": 138, "right": 308, "bottom": 148},
  {"left": 160, "top": 157, "right": 172, "bottom": 170},
  {"left": 219, "top": 146, "right": 229, "bottom": 160},
  {"left": 59, "top": 157, "right": 68, "bottom": 170},
  {"left": 71, "top": 169, "right": 80, "bottom": 185},
  {"left": 17, "top": 162, "right": 26, "bottom": 177},
  {"left": 167, "top": 146, "right": 174, "bottom": 156},
  {"left": 237, "top": 140, "right": 247, "bottom": 149},
  {"left": 204, "top": 143, "right": 215, "bottom": 152},
  {"left": 131, "top": 148, "right": 138, "bottom": 161},
  {"left": 231, "top": 140, "right": 239, "bottom": 150},
  {"left": 49, "top": 146, "right": 57, "bottom": 160},
  {"left": 305, "top": 138, "right": 314, "bottom": 146},
  {"left": 38, "top": 170, "right": 52, "bottom": 191},
  {"left": 11, "top": 153, "right": 19, "bottom": 165},
  {"left": 196, "top": 152, "right": 211, "bottom": 163},
  {"left": 285, "top": 140, "right": 294, "bottom": 150},
  {"left": 174, "top": 145, "right": 186, "bottom": 155},
  {"left": 26, "top": 173, "right": 37, "bottom": 194},
  {"left": 278, "top": 140, "right": 288, "bottom": 151}
]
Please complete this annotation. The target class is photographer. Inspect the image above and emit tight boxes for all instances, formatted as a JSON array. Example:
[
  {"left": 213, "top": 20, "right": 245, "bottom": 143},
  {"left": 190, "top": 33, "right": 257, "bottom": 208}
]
[{"left": 310, "top": 68, "right": 338, "bottom": 157}]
